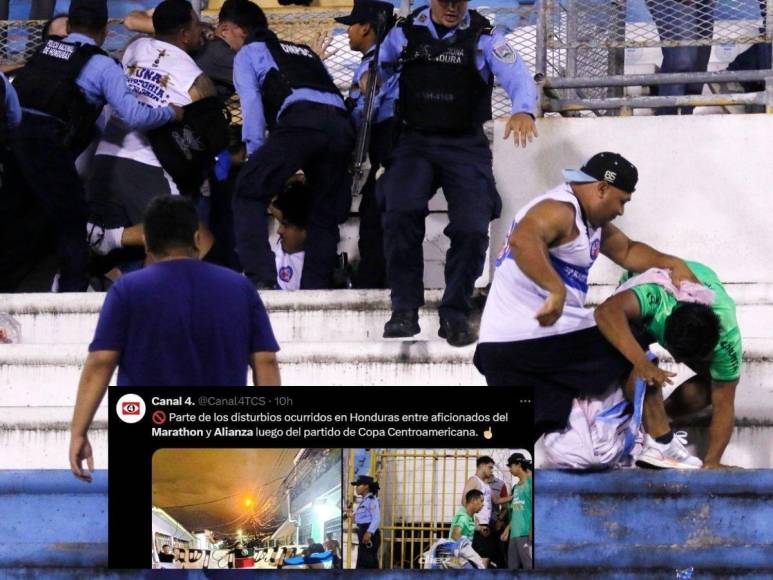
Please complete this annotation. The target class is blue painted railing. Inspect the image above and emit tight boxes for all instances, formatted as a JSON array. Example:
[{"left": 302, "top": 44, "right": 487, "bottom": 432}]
[
  {"left": 536, "top": 469, "right": 773, "bottom": 571},
  {"left": 2, "top": 469, "right": 772, "bottom": 574},
  {"left": 0, "top": 470, "right": 108, "bottom": 569}
]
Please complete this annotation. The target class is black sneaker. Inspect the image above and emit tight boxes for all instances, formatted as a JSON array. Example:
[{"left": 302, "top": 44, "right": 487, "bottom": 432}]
[
  {"left": 383, "top": 310, "right": 420, "bottom": 338},
  {"left": 438, "top": 317, "right": 477, "bottom": 347}
]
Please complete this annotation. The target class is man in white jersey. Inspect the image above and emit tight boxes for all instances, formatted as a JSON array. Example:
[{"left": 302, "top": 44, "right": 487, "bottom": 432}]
[
  {"left": 460, "top": 456, "right": 510, "bottom": 568},
  {"left": 86, "top": 0, "right": 214, "bottom": 257},
  {"left": 475, "top": 152, "right": 697, "bottom": 442}
]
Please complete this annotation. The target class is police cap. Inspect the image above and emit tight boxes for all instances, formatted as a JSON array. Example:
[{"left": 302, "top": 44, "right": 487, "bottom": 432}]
[
  {"left": 68, "top": 0, "right": 108, "bottom": 27},
  {"left": 335, "top": 0, "right": 394, "bottom": 26}
]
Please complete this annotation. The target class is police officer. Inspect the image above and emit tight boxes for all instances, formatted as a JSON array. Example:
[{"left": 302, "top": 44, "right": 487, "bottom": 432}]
[
  {"left": 377, "top": 0, "right": 538, "bottom": 346},
  {"left": 351, "top": 475, "right": 381, "bottom": 569},
  {"left": 335, "top": 0, "right": 396, "bottom": 289},
  {"left": 11, "top": 0, "right": 181, "bottom": 292},
  {"left": 232, "top": 7, "right": 354, "bottom": 289}
]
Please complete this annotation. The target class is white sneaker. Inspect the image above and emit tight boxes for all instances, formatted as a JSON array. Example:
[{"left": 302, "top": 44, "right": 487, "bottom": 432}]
[
  {"left": 87, "top": 223, "right": 123, "bottom": 256},
  {"left": 636, "top": 431, "right": 702, "bottom": 470}
]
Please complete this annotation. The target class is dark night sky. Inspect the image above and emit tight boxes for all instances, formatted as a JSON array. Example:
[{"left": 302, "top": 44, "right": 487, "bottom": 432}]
[{"left": 152, "top": 449, "right": 300, "bottom": 537}]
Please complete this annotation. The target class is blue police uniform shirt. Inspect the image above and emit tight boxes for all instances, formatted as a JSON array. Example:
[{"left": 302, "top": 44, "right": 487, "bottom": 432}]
[
  {"left": 378, "top": 8, "right": 537, "bottom": 117},
  {"left": 350, "top": 45, "right": 397, "bottom": 129},
  {"left": 354, "top": 493, "right": 381, "bottom": 534},
  {"left": 22, "top": 33, "right": 175, "bottom": 130},
  {"left": 234, "top": 41, "right": 346, "bottom": 156},
  {"left": 1, "top": 72, "right": 22, "bottom": 129},
  {"left": 89, "top": 259, "right": 280, "bottom": 386}
]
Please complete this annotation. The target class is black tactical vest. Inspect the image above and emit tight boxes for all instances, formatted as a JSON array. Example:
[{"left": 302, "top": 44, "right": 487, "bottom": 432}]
[
  {"left": 398, "top": 9, "right": 493, "bottom": 132},
  {"left": 147, "top": 96, "right": 231, "bottom": 195},
  {"left": 12, "top": 38, "right": 106, "bottom": 151},
  {"left": 246, "top": 29, "right": 341, "bottom": 128}
]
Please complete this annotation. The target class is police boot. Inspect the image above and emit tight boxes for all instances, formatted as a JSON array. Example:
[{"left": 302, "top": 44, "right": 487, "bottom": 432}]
[
  {"left": 438, "top": 316, "right": 477, "bottom": 348},
  {"left": 383, "top": 309, "right": 420, "bottom": 338}
]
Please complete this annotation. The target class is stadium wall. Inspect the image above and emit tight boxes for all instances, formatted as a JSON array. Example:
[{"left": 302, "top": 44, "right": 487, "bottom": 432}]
[{"left": 492, "top": 114, "right": 773, "bottom": 285}]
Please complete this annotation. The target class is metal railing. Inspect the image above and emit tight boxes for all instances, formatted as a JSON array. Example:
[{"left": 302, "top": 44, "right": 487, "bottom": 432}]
[
  {"left": 1, "top": 1, "right": 770, "bottom": 118},
  {"left": 343, "top": 448, "right": 523, "bottom": 570},
  {"left": 536, "top": 0, "right": 773, "bottom": 114}
]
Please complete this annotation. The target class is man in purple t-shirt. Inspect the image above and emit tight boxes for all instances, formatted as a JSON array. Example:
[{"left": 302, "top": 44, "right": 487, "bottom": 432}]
[{"left": 70, "top": 196, "right": 280, "bottom": 481}]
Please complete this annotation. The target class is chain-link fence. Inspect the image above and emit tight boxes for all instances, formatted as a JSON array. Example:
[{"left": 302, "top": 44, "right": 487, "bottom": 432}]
[
  {"left": 0, "top": 5, "right": 523, "bottom": 125},
  {"left": 540, "top": 0, "right": 773, "bottom": 113},
  {"left": 2, "top": 1, "right": 769, "bottom": 118}
]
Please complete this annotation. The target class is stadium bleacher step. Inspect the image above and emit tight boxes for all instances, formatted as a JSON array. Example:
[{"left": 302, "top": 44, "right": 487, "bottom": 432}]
[
  {"left": 1, "top": 339, "right": 772, "bottom": 415},
  {"left": 3, "top": 286, "right": 773, "bottom": 344}
]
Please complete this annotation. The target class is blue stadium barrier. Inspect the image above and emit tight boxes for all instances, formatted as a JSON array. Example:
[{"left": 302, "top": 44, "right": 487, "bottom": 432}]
[
  {"left": 0, "top": 470, "right": 108, "bottom": 568},
  {"left": 2, "top": 468, "right": 771, "bottom": 575},
  {"left": 536, "top": 469, "right": 773, "bottom": 572}
]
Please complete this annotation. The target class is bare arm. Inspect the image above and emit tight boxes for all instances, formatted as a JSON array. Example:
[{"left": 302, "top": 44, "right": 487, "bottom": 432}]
[
  {"left": 0, "top": 63, "right": 23, "bottom": 74},
  {"left": 703, "top": 380, "right": 738, "bottom": 468},
  {"left": 594, "top": 291, "right": 675, "bottom": 387},
  {"left": 492, "top": 494, "right": 511, "bottom": 505},
  {"left": 69, "top": 350, "right": 119, "bottom": 482},
  {"left": 450, "top": 526, "right": 462, "bottom": 541},
  {"left": 460, "top": 476, "right": 479, "bottom": 506},
  {"left": 600, "top": 224, "right": 698, "bottom": 286},
  {"left": 510, "top": 200, "right": 576, "bottom": 326},
  {"left": 124, "top": 9, "right": 155, "bottom": 34},
  {"left": 188, "top": 73, "right": 218, "bottom": 102},
  {"left": 251, "top": 352, "right": 281, "bottom": 386}
]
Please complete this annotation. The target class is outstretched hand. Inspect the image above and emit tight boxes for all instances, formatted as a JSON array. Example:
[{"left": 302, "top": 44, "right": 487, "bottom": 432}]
[
  {"left": 310, "top": 31, "right": 336, "bottom": 61},
  {"left": 504, "top": 113, "right": 538, "bottom": 148}
]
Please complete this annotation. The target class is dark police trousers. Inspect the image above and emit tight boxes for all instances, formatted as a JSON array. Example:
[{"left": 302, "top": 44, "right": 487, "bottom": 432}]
[
  {"left": 356, "top": 524, "right": 380, "bottom": 569},
  {"left": 376, "top": 126, "right": 501, "bottom": 321},
  {"left": 13, "top": 113, "right": 90, "bottom": 291},
  {"left": 233, "top": 102, "right": 354, "bottom": 288},
  {"left": 355, "top": 118, "right": 396, "bottom": 289}
]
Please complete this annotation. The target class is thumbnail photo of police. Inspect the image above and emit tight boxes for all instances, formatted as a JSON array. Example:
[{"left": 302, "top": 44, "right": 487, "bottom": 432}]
[
  {"left": 151, "top": 448, "right": 342, "bottom": 570},
  {"left": 342, "top": 448, "right": 533, "bottom": 571}
]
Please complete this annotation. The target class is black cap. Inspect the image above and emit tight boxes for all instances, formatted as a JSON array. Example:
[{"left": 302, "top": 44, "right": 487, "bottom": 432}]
[
  {"left": 335, "top": 0, "right": 394, "bottom": 26},
  {"left": 507, "top": 450, "right": 533, "bottom": 466},
  {"left": 351, "top": 475, "right": 376, "bottom": 486},
  {"left": 68, "top": 0, "right": 108, "bottom": 24},
  {"left": 562, "top": 152, "right": 638, "bottom": 194}
]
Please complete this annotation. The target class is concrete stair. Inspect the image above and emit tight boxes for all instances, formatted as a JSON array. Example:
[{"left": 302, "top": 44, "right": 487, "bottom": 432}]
[{"left": 4, "top": 285, "right": 773, "bottom": 344}]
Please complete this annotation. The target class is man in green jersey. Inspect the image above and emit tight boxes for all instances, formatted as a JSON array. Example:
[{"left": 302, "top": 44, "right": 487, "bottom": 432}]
[
  {"left": 501, "top": 450, "right": 533, "bottom": 569},
  {"left": 450, "top": 489, "right": 484, "bottom": 542},
  {"left": 595, "top": 261, "right": 742, "bottom": 469}
]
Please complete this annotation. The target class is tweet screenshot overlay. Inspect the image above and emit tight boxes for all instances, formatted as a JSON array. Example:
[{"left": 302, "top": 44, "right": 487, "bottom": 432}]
[{"left": 107, "top": 386, "right": 533, "bottom": 569}]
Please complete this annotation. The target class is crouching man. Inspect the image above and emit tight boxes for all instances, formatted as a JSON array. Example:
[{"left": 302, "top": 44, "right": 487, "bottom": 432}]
[{"left": 595, "top": 260, "right": 742, "bottom": 469}]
